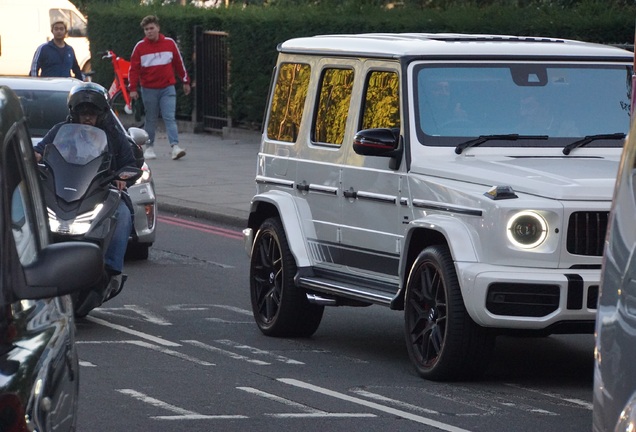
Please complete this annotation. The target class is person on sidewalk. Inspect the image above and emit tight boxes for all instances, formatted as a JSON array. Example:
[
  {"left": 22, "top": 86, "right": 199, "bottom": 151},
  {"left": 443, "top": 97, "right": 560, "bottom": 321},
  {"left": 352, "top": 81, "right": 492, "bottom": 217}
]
[
  {"left": 128, "top": 15, "right": 191, "bottom": 160},
  {"left": 29, "top": 20, "right": 83, "bottom": 79}
]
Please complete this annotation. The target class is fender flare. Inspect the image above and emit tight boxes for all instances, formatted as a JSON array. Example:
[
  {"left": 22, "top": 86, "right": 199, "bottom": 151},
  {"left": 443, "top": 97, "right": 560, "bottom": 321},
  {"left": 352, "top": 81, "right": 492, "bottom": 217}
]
[
  {"left": 248, "top": 191, "right": 313, "bottom": 268},
  {"left": 392, "top": 214, "right": 479, "bottom": 309},
  {"left": 400, "top": 213, "right": 479, "bottom": 278}
]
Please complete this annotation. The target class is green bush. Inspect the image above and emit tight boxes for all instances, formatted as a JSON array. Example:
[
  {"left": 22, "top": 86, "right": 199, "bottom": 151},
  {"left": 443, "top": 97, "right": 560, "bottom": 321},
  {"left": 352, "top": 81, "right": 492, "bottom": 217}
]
[{"left": 85, "top": 0, "right": 636, "bottom": 127}]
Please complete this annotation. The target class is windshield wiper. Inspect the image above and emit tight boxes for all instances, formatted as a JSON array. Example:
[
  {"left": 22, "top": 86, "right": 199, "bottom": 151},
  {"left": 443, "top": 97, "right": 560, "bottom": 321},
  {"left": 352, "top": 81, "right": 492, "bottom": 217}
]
[
  {"left": 562, "top": 133, "right": 626, "bottom": 155},
  {"left": 455, "top": 134, "right": 549, "bottom": 155}
]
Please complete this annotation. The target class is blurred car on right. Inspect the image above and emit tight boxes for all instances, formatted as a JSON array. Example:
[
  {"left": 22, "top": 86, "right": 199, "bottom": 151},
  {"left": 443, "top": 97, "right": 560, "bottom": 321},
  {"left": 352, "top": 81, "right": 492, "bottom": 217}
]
[{"left": 593, "top": 120, "right": 636, "bottom": 431}]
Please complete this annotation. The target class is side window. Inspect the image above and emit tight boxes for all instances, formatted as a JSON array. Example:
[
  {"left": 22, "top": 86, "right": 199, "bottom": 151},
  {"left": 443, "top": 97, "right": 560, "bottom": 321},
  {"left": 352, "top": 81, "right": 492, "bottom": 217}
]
[
  {"left": 313, "top": 68, "right": 354, "bottom": 146},
  {"left": 360, "top": 70, "right": 400, "bottom": 130},
  {"left": 49, "top": 9, "right": 87, "bottom": 38},
  {"left": 6, "top": 137, "right": 40, "bottom": 266},
  {"left": 11, "top": 182, "right": 37, "bottom": 266},
  {"left": 266, "top": 63, "right": 311, "bottom": 142}
]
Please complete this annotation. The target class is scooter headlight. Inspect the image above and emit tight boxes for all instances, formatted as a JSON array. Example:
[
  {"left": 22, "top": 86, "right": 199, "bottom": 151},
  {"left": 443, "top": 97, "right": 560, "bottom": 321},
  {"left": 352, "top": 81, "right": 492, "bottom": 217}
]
[{"left": 48, "top": 204, "right": 104, "bottom": 235}]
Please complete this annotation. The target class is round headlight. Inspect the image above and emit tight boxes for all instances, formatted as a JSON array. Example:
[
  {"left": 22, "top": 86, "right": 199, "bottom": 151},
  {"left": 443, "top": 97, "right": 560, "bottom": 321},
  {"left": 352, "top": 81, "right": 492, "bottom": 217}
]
[{"left": 506, "top": 211, "right": 548, "bottom": 249}]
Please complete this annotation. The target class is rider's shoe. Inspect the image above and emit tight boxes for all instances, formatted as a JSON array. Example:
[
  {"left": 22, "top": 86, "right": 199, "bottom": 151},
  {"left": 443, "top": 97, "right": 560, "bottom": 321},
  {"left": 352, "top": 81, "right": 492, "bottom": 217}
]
[
  {"left": 144, "top": 146, "right": 157, "bottom": 160},
  {"left": 106, "top": 274, "right": 127, "bottom": 300}
]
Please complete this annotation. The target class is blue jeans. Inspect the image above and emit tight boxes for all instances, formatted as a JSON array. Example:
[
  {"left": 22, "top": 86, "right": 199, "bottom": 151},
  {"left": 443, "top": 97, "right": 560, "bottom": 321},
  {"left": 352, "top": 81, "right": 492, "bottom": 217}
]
[
  {"left": 141, "top": 85, "right": 179, "bottom": 146},
  {"left": 104, "top": 200, "right": 132, "bottom": 274}
]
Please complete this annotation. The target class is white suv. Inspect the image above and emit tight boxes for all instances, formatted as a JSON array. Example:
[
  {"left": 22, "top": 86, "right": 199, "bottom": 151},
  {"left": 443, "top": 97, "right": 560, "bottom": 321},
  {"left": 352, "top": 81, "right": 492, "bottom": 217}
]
[{"left": 244, "top": 33, "right": 633, "bottom": 381}]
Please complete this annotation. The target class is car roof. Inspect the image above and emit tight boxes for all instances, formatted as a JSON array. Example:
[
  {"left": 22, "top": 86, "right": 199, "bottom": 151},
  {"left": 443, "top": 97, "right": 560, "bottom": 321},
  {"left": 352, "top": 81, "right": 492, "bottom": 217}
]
[
  {"left": 278, "top": 33, "right": 633, "bottom": 61},
  {"left": 0, "top": 77, "right": 83, "bottom": 92}
]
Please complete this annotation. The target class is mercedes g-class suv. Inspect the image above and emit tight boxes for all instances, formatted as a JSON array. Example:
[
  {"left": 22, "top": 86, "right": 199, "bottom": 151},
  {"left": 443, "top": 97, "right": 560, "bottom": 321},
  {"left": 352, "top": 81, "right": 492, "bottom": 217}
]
[{"left": 243, "top": 33, "right": 633, "bottom": 381}]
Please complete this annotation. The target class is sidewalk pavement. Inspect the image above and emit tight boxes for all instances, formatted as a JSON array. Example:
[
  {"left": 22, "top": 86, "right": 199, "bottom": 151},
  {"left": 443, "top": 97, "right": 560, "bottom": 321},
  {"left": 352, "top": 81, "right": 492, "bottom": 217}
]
[{"left": 149, "top": 128, "right": 261, "bottom": 227}]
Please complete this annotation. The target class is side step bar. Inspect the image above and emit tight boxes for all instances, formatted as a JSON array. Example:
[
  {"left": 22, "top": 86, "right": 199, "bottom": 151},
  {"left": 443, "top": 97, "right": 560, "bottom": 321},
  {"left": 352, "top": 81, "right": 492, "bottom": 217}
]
[{"left": 298, "top": 276, "right": 395, "bottom": 307}]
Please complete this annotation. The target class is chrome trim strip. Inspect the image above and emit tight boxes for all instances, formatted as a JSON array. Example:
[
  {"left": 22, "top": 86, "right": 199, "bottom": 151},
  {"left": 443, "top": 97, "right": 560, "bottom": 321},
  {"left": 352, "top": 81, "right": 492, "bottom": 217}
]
[
  {"left": 255, "top": 175, "right": 294, "bottom": 188},
  {"left": 308, "top": 184, "right": 338, "bottom": 195},
  {"left": 412, "top": 199, "right": 483, "bottom": 216},
  {"left": 355, "top": 191, "right": 397, "bottom": 204}
]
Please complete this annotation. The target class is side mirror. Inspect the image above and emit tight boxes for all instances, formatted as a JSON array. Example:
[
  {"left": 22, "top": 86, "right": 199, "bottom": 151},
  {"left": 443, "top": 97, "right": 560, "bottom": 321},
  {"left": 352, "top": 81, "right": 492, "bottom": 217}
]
[
  {"left": 353, "top": 128, "right": 402, "bottom": 169},
  {"left": 20, "top": 242, "right": 103, "bottom": 299},
  {"left": 128, "top": 127, "right": 150, "bottom": 148},
  {"left": 116, "top": 166, "right": 143, "bottom": 182}
]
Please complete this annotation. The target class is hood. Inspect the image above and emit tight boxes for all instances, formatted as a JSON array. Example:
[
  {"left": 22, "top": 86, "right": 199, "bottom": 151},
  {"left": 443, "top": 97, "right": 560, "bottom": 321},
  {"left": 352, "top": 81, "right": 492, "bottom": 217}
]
[{"left": 419, "top": 156, "right": 619, "bottom": 200}]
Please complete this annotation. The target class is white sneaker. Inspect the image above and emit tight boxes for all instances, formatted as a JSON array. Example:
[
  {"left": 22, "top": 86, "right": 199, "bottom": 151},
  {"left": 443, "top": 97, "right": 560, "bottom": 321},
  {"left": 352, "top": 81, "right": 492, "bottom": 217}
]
[
  {"left": 144, "top": 147, "right": 157, "bottom": 160},
  {"left": 171, "top": 144, "right": 186, "bottom": 160}
]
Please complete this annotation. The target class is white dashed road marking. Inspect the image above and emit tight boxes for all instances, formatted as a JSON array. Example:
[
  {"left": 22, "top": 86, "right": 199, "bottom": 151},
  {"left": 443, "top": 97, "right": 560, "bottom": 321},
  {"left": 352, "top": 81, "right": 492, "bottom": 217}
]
[
  {"left": 118, "top": 389, "right": 246, "bottom": 420},
  {"left": 238, "top": 387, "right": 375, "bottom": 418},
  {"left": 279, "top": 378, "right": 474, "bottom": 432}
]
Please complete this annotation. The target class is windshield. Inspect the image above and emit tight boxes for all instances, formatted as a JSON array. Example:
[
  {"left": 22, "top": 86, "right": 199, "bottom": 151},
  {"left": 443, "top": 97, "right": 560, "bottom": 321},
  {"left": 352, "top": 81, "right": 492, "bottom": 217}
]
[
  {"left": 51, "top": 124, "right": 108, "bottom": 165},
  {"left": 13, "top": 89, "right": 70, "bottom": 138},
  {"left": 414, "top": 63, "right": 632, "bottom": 148}
]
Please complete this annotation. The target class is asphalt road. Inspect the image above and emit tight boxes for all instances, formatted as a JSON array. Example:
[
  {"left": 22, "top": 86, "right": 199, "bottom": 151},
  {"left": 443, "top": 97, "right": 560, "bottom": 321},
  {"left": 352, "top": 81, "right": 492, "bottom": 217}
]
[{"left": 75, "top": 215, "right": 595, "bottom": 432}]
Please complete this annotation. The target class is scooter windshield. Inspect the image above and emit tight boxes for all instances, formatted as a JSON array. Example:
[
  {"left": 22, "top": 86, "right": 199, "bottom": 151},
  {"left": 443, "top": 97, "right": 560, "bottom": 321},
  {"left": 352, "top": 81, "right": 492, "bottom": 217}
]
[{"left": 51, "top": 124, "right": 108, "bottom": 165}]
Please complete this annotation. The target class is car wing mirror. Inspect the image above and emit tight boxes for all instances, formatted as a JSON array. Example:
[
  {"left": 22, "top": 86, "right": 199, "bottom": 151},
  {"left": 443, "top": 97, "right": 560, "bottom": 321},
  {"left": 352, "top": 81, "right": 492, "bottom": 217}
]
[
  {"left": 20, "top": 242, "right": 103, "bottom": 299},
  {"left": 353, "top": 128, "right": 402, "bottom": 169}
]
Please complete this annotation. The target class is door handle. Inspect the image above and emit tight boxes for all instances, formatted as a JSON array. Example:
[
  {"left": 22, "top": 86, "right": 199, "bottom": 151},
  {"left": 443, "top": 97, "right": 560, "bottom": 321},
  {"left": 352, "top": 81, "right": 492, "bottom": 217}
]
[
  {"left": 296, "top": 182, "right": 310, "bottom": 192},
  {"left": 343, "top": 188, "right": 357, "bottom": 199}
]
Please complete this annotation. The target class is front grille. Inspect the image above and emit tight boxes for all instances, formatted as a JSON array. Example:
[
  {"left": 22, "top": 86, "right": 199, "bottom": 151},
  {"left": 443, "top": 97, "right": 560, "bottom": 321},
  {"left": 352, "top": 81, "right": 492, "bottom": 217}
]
[{"left": 566, "top": 212, "right": 609, "bottom": 256}]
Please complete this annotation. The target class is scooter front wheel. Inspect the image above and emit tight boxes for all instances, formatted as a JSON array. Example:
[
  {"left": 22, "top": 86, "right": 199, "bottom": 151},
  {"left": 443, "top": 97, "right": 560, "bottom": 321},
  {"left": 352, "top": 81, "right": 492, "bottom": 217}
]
[{"left": 111, "top": 90, "right": 144, "bottom": 129}]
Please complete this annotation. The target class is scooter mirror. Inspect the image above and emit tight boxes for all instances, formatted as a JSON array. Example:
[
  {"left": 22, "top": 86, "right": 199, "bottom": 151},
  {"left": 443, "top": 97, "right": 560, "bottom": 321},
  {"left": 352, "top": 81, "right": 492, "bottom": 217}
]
[
  {"left": 128, "top": 127, "right": 150, "bottom": 147},
  {"left": 116, "top": 167, "right": 142, "bottom": 181}
]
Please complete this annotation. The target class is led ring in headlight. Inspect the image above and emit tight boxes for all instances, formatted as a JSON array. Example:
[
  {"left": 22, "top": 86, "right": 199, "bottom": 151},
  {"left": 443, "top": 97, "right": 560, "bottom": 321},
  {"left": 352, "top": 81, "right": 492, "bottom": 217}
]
[{"left": 507, "top": 211, "right": 548, "bottom": 249}]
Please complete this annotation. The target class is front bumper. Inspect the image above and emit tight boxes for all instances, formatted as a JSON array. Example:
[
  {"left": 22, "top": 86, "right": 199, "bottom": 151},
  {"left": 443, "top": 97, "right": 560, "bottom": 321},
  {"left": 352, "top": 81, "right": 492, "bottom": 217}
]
[{"left": 457, "top": 263, "right": 599, "bottom": 330}]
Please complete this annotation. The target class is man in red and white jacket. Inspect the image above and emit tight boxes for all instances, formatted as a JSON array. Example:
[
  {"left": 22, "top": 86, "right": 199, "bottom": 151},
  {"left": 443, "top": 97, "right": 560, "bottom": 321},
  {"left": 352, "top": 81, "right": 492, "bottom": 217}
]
[{"left": 129, "top": 15, "right": 191, "bottom": 160}]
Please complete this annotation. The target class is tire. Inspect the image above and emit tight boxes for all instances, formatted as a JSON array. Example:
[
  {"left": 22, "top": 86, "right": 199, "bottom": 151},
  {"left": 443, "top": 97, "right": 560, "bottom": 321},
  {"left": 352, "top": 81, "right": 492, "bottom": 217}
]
[
  {"left": 404, "top": 245, "right": 494, "bottom": 381},
  {"left": 125, "top": 242, "right": 150, "bottom": 261},
  {"left": 111, "top": 90, "right": 144, "bottom": 129},
  {"left": 249, "top": 217, "right": 324, "bottom": 337}
]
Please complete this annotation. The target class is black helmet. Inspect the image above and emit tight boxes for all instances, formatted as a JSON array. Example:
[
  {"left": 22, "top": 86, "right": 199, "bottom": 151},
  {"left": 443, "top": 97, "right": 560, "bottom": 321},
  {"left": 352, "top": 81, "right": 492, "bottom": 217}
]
[{"left": 68, "top": 82, "right": 110, "bottom": 122}]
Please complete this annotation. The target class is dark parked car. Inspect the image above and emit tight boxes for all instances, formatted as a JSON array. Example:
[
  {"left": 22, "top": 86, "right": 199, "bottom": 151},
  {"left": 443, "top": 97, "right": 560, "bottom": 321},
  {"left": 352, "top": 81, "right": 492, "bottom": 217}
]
[{"left": 0, "top": 85, "right": 102, "bottom": 431}]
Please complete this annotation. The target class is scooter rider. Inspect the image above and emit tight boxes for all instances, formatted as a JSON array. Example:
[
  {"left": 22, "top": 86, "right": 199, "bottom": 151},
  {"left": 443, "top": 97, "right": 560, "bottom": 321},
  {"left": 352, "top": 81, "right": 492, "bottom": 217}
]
[{"left": 35, "top": 82, "right": 137, "bottom": 286}]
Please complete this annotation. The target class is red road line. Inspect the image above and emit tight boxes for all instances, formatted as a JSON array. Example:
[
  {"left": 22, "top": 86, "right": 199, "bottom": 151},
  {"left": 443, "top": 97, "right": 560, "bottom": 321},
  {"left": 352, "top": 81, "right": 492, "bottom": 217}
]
[{"left": 158, "top": 215, "right": 243, "bottom": 240}]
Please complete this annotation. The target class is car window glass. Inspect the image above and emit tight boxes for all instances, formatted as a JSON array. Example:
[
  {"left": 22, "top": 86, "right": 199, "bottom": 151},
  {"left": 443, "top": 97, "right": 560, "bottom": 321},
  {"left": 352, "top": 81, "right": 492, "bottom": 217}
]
[
  {"left": 6, "top": 138, "right": 39, "bottom": 266},
  {"left": 11, "top": 182, "right": 37, "bottom": 266},
  {"left": 49, "top": 9, "right": 87, "bottom": 38},
  {"left": 13, "top": 90, "right": 69, "bottom": 138},
  {"left": 266, "top": 63, "right": 310, "bottom": 142},
  {"left": 313, "top": 68, "right": 354, "bottom": 146},
  {"left": 360, "top": 70, "right": 400, "bottom": 130},
  {"left": 414, "top": 63, "right": 632, "bottom": 145}
]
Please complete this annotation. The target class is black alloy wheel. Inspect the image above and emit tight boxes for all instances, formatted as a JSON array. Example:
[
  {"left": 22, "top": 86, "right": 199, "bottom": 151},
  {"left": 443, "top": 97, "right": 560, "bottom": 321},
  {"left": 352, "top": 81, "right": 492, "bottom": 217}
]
[
  {"left": 249, "top": 217, "right": 323, "bottom": 337},
  {"left": 404, "top": 245, "right": 493, "bottom": 381}
]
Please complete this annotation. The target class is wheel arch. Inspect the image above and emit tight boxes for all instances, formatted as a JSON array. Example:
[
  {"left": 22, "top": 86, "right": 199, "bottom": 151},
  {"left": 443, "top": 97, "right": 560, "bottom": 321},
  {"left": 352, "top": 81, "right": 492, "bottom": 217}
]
[
  {"left": 393, "top": 215, "right": 479, "bottom": 310},
  {"left": 247, "top": 194, "right": 312, "bottom": 268}
]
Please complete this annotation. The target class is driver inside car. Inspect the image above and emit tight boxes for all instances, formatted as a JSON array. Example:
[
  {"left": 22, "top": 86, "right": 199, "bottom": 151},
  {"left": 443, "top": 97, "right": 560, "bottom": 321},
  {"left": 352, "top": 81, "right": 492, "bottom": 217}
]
[
  {"left": 34, "top": 82, "right": 137, "bottom": 289},
  {"left": 424, "top": 79, "right": 469, "bottom": 134}
]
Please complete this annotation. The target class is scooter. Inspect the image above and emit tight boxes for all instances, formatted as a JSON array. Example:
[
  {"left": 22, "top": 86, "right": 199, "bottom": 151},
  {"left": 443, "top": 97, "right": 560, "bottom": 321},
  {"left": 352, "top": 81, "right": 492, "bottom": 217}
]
[{"left": 38, "top": 123, "right": 141, "bottom": 317}]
